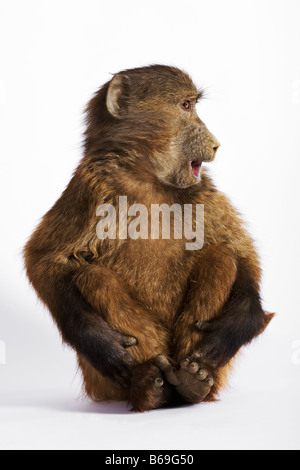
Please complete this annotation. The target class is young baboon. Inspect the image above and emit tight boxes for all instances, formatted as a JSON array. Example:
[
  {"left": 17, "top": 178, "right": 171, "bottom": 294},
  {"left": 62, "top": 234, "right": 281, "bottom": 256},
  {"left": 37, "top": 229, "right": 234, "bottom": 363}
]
[{"left": 24, "top": 65, "right": 274, "bottom": 412}]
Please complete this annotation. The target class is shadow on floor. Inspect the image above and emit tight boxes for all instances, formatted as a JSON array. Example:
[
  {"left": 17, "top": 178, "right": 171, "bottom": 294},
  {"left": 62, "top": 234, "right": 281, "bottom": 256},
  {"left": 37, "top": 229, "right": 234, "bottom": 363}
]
[{"left": 0, "top": 389, "right": 133, "bottom": 415}]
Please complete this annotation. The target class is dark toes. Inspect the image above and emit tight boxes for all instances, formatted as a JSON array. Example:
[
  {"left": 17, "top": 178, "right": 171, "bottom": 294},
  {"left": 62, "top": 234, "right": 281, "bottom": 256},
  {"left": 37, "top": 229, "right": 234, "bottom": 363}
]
[
  {"left": 197, "top": 368, "right": 208, "bottom": 380},
  {"left": 207, "top": 377, "right": 214, "bottom": 386},
  {"left": 180, "top": 358, "right": 212, "bottom": 381},
  {"left": 155, "top": 354, "right": 172, "bottom": 371},
  {"left": 188, "top": 361, "right": 199, "bottom": 373},
  {"left": 181, "top": 357, "right": 205, "bottom": 374},
  {"left": 155, "top": 377, "right": 164, "bottom": 387},
  {"left": 180, "top": 357, "right": 191, "bottom": 370},
  {"left": 130, "top": 361, "right": 172, "bottom": 412},
  {"left": 175, "top": 356, "right": 216, "bottom": 404},
  {"left": 190, "top": 366, "right": 214, "bottom": 387},
  {"left": 197, "top": 368, "right": 214, "bottom": 386}
]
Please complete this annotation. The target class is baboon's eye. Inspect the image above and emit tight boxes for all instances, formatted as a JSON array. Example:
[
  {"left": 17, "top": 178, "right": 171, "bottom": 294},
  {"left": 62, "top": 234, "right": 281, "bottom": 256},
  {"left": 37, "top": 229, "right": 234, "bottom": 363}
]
[{"left": 181, "top": 100, "right": 191, "bottom": 111}]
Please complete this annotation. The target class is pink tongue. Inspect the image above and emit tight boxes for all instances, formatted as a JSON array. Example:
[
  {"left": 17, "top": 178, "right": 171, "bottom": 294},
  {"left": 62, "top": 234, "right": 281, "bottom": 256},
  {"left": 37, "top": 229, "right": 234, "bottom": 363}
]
[{"left": 191, "top": 161, "right": 202, "bottom": 177}]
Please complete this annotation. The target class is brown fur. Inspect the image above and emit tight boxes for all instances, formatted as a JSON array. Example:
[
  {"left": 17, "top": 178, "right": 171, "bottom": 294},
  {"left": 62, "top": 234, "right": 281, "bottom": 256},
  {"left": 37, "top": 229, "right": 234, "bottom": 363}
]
[{"left": 24, "top": 65, "right": 273, "bottom": 412}]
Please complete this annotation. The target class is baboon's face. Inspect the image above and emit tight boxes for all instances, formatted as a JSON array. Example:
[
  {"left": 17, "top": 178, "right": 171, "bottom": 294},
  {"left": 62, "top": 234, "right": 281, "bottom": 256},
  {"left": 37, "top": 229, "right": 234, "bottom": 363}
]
[
  {"left": 152, "top": 89, "right": 220, "bottom": 189},
  {"left": 106, "top": 66, "right": 220, "bottom": 189}
]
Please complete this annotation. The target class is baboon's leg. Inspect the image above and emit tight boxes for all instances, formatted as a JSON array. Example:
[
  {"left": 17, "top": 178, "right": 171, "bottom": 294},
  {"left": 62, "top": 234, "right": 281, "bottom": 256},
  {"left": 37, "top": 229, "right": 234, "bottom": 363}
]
[
  {"left": 173, "top": 245, "right": 237, "bottom": 400},
  {"left": 75, "top": 264, "right": 170, "bottom": 403}
]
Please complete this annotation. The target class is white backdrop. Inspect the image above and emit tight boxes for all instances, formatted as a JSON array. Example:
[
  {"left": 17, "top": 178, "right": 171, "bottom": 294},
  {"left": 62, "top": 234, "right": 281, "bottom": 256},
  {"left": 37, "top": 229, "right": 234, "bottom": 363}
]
[{"left": 0, "top": 0, "right": 300, "bottom": 450}]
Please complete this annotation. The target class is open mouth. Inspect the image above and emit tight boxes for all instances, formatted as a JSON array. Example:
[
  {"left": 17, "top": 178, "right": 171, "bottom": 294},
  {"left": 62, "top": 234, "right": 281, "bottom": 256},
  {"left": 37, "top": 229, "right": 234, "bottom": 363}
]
[{"left": 190, "top": 160, "right": 202, "bottom": 179}]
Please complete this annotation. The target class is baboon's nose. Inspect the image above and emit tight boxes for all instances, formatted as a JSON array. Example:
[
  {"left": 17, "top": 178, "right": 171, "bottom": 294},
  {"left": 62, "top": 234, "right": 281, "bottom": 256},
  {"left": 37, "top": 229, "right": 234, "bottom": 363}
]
[
  {"left": 198, "top": 120, "right": 221, "bottom": 162},
  {"left": 204, "top": 134, "right": 220, "bottom": 161},
  {"left": 212, "top": 137, "right": 221, "bottom": 156}
]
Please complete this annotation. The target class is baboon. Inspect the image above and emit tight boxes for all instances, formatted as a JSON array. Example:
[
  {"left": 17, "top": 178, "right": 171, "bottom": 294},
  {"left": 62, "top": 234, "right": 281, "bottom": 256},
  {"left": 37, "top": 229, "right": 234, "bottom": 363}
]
[{"left": 24, "top": 65, "right": 274, "bottom": 412}]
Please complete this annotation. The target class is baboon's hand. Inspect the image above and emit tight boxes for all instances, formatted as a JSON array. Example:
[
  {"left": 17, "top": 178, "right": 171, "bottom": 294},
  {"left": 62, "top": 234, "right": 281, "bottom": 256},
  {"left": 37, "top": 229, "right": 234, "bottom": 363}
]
[
  {"left": 83, "top": 321, "right": 137, "bottom": 388},
  {"left": 194, "top": 309, "right": 274, "bottom": 367},
  {"left": 194, "top": 317, "right": 238, "bottom": 366}
]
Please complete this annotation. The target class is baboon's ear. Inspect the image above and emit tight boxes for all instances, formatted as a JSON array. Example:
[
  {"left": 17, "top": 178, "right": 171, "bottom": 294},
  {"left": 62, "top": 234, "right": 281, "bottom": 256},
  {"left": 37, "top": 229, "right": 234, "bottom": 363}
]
[{"left": 106, "top": 74, "right": 129, "bottom": 119}]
